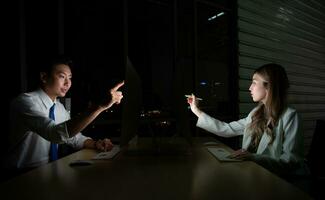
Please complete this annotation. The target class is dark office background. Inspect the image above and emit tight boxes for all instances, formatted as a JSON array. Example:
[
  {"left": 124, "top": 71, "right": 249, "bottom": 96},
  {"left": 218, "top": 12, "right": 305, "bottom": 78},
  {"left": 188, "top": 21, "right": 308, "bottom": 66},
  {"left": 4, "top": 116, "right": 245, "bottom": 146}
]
[
  {"left": 3, "top": 0, "right": 238, "bottom": 153},
  {"left": 4, "top": 0, "right": 325, "bottom": 154}
]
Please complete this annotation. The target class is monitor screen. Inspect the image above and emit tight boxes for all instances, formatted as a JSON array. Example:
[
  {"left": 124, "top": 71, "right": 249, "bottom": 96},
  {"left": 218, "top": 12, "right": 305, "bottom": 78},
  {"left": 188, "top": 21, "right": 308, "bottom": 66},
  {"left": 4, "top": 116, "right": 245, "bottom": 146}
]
[
  {"left": 171, "top": 62, "right": 193, "bottom": 146},
  {"left": 119, "top": 57, "right": 142, "bottom": 147},
  {"left": 119, "top": 57, "right": 193, "bottom": 152}
]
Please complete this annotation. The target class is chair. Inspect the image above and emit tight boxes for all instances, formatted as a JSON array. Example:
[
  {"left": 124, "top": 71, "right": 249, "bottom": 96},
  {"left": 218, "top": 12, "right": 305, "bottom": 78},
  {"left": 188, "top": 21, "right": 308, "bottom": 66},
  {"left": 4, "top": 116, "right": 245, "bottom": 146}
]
[
  {"left": 306, "top": 119, "right": 325, "bottom": 199},
  {"left": 307, "top": 120, "right": 325, "bottom": 178}
]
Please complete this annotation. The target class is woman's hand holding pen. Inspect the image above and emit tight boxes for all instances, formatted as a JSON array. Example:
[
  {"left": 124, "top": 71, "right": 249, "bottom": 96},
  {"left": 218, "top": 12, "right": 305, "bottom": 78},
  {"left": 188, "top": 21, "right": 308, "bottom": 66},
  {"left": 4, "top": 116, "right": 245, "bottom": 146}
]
[{"left": 186, "top": 94, "right": 203, "bottom": 118}]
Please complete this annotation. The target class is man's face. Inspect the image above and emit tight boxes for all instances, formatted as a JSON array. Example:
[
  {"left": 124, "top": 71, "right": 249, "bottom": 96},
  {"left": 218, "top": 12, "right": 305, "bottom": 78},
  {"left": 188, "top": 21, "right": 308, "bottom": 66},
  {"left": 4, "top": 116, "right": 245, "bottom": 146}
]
[{"left": 42, "top": 64, "right": 72, "bottom": 99}]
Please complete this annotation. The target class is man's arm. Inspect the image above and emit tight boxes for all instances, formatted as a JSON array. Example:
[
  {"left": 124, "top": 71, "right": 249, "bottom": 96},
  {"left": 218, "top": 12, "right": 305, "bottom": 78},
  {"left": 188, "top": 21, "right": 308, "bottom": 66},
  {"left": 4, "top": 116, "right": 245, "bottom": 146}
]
[
  {"left": 66, "top": 106, "right": 105, "bottom": 137},
  {"left": 66, "top": 81, "right": 124, "bottom": 137}
]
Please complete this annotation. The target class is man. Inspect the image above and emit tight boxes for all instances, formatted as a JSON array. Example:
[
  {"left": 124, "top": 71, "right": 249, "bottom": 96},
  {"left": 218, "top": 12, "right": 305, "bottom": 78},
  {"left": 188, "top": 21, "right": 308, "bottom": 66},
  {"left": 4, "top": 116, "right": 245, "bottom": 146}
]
[{"left": 5, "top": 55, "right": 124, "bottom": 171}]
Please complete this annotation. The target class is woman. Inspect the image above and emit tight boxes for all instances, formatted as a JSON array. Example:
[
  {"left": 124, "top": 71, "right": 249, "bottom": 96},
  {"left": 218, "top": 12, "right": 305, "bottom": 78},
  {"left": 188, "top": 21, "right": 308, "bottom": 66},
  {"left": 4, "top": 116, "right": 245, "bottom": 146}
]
[{"left": 187, "top": 63, "right": 307, "bottom": 178}]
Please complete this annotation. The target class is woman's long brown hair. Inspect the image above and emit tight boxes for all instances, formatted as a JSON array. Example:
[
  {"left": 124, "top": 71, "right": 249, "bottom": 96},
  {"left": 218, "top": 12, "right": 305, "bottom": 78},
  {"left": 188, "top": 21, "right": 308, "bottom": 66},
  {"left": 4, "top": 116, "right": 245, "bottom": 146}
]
[{"left": 248, "top": 63, "right": 289, "bottom": 147}]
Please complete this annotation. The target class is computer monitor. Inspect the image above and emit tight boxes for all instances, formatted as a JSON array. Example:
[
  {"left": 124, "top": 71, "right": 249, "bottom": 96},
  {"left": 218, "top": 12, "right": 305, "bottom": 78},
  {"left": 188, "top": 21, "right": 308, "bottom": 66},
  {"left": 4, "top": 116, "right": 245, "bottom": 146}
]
[
  {"left": 119, "top": 57, "right": 142, "bottom": 147},
  {"left": 170, "top": 62, "right": 193, "bottom": 146},
  {"left": 119, "top": 57, "right": 193, "bottom": 153}
]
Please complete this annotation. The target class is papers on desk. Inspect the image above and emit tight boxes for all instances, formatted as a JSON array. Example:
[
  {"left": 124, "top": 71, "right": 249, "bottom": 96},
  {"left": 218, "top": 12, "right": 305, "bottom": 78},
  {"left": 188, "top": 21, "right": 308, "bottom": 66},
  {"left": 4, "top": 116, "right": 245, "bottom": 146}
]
[
  {"left": 92, "top": 145, "right": 121, "bottom": 160},
  {"left": 206, "top": 147, "right": 242, "bottom": 162}
]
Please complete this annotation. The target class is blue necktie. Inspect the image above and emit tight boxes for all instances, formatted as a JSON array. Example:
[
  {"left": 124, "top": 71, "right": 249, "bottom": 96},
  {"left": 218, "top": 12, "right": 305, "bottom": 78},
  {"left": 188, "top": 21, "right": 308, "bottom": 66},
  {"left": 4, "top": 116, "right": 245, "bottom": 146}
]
[{"left": 49, "top": 103, "right": 58, "bottom": 161}]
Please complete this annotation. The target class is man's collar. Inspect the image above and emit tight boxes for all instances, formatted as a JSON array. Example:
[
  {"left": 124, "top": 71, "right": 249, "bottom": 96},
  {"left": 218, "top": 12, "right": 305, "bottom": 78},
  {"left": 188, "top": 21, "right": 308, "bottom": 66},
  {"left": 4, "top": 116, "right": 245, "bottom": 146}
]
[{"left": 37, "top": 88, "right": 57, "bottom": 109}]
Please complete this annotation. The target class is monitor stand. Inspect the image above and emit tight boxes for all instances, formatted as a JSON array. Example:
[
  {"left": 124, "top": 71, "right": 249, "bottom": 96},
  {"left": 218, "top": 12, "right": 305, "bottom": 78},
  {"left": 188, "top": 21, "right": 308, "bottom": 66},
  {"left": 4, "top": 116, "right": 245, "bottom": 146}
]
[{"left": 124, "top": 136, "right": 194, "bottom": 156}]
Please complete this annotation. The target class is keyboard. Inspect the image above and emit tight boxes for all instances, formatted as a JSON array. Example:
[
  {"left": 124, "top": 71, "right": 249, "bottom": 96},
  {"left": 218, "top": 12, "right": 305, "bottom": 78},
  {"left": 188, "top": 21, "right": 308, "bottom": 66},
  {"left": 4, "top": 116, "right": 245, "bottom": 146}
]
[
  {"left": 92, "top": 145, "right": 121, "bottom": 160},
  {"left": 206, "top": 146, "right": 241, "bottom": 162}
]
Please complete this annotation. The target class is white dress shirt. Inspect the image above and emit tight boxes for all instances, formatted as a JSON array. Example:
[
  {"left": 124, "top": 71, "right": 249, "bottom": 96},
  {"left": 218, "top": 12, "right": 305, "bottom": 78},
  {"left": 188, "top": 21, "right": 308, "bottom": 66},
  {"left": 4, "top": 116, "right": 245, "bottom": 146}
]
[
  {"left": 197, "top": 107, "right": 307, "bottom": 176},
  {"left": 6, "top": 88, "right": 90, "bottom": 169}
]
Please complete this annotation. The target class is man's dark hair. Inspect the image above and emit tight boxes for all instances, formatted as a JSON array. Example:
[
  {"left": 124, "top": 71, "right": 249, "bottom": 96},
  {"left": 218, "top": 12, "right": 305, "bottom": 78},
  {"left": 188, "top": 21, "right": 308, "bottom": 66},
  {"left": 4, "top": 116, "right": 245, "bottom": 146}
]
[{"left": 38, "top": 54, "right": 73, "bottom": 75}]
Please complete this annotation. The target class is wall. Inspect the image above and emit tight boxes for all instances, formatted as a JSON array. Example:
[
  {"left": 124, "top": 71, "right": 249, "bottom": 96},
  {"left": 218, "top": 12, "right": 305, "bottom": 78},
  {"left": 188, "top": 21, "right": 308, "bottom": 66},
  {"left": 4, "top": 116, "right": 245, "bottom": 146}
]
[{"left": 237, "top": 0, "right": 325, "bottom": 154}]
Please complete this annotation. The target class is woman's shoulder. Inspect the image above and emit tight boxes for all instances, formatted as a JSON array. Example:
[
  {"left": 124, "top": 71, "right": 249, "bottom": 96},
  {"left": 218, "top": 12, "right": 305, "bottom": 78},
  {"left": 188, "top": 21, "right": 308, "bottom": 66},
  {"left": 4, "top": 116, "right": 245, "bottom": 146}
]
[
  {"left": 283, "top": 107, "right": 298, "bottom": 115},
  {"left": 248, "top": 105, "right": 260, "bottom": 116},
  {"left": 248, "top": 106, "right": 298, "bottom": 121},
  {"left": 281, "top": 107, "right": 299, "bottom": 122}
]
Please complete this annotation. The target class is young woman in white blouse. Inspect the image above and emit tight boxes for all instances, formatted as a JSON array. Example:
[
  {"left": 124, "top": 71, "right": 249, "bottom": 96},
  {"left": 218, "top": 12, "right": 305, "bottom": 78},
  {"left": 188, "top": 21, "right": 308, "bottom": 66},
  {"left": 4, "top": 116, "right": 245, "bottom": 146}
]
[{"left": 187, "top": 63, "right": 307, "bottom": 178}]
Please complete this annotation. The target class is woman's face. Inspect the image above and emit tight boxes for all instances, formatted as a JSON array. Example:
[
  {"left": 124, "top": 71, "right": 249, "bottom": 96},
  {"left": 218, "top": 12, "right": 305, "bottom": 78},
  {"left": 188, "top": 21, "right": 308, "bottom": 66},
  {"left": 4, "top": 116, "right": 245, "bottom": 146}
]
[
  {"left": 41, "top": 64, "right": 72, "bottom": 100},
  {"left": 249, "top": 73, "right": 268, "bottom": 104}
]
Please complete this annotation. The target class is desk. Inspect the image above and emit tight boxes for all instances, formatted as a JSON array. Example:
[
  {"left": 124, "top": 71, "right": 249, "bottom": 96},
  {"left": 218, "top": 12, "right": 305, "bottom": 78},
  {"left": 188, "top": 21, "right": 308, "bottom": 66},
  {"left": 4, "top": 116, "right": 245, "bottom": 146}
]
[{"left": 0, "top": 137, "right": 311, "bottom": 200}]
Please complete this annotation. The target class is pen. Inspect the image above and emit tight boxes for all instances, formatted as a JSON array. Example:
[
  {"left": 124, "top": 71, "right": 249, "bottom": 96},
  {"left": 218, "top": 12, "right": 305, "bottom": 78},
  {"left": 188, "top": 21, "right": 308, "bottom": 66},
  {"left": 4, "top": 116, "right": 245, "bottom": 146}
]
[{"left": 185, "top": 95, "right": 203, "bottom": 101}]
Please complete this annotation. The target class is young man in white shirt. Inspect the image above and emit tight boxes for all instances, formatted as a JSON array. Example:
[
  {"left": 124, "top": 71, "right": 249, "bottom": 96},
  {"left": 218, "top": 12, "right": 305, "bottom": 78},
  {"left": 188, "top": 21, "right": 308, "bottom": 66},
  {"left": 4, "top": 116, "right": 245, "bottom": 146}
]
[{"left": 5, "top": 55, "right": 124, "bottom": 171}]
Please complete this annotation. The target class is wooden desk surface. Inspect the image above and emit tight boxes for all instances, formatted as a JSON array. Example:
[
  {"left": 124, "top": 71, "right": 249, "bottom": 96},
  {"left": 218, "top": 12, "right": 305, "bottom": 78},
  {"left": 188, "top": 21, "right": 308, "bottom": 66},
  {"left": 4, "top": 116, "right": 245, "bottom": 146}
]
[{"left": 0, "top": 137, "right": 312, "bottom": 200}]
